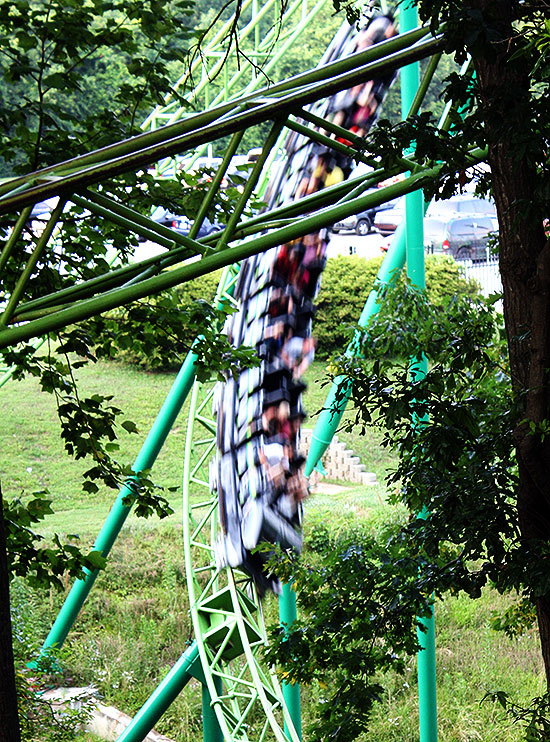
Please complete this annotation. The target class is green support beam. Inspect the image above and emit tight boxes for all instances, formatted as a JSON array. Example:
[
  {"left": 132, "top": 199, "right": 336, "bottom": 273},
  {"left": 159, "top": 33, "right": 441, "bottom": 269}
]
[
  {"left": 401, "top": 1, "right": 437, "bottom": 739},
  {"left": 41, "top": 350, "right": 198, "bottom": 656},
  {"left": 0, "top": 27, "right": 439, "bottom": 213},
  {"left": 279, "top": 582, "right": 302, "bottom": 740},
  {"left": 4, "top": 161, "right": 481, "bottom": 350},
  {"left": 202, "top": 676, "right": 224, "bottom": 742},
  {"left": 115, "top": 642, "right": 201, "bottom": 742}
]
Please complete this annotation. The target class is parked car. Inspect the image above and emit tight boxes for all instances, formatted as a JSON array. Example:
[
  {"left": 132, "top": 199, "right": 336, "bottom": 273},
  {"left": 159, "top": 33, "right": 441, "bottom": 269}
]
[
  {"left": 373, "top": 196, "right": 405, "bottom": 235},
  {"left": 374, "top": 194, "right": 496, "bottom": 237},
  {"left": 332, "top": 207, "right": 375, "bottom": 235},
  {"left": 332, "top": 191, "right": 401, "bottom": 235},
  {"left": 424, "top": 215, "right": 497, "bottom": 261},
  {"left": 150, "top": 207, "right": 223, "bottom": 238},
  {"left": 379, "top": 215, "right": 498, "bottom": 261},
  {"left": 426, "top": 194, "right": 496, "bottom": 218}
]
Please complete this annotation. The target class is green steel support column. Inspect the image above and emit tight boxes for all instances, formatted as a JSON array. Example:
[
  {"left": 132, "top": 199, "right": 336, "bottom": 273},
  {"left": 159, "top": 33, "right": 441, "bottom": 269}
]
[
  {"left": 115, "top": 642, "right": 200, "bottom": 742},
  {"left": 401, "top": 2, "right": 438, "bottom": 740},
  {"left": 279, "top": 581, "right": 302, "bottom": 740},
  {"left": 0, "top": 198, "right": 67, "bottom": 327},
  {"left": 0, "top": 205, "right": 32, "bottom": 274},
  {"left": 41, "top": 350, "right": 198, "bottom": 655},
  {"left": 404, "top": 189, "right": 425, "bottom": 291},
  {"left": 202, "top": 675, "right": 224, "bottom": 742},
  {"left": 417, "top": 595, "right": 437, "bottom": 741},
  {"left": 304, "top": 223, "right": 407, "bottom": 476}
]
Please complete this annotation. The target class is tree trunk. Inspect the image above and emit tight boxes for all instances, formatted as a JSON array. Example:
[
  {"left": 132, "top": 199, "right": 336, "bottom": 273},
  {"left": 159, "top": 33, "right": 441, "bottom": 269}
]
[
  {"left": 0, "top": 489, "right": 21, "bottom": 741},
  {"left": 471, "top": 0, "right": 550, "bottom": 685}
]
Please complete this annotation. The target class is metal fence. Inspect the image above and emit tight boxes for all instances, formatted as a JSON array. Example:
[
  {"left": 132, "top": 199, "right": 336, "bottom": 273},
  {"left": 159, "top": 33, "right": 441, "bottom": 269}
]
[{"left": 460, "top": 254, "right": 502, "bottom": 307}]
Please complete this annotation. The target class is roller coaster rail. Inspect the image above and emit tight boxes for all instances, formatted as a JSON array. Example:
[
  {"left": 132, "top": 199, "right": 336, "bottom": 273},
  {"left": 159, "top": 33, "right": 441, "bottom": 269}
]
[{"left": 0, "top": 28, "right": 480, "bottom": 355}]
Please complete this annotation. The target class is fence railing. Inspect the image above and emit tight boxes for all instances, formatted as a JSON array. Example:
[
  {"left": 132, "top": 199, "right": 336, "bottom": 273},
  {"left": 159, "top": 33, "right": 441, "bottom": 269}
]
[{"left": 459, "top": 254, "right": 502, "bottom": 306}]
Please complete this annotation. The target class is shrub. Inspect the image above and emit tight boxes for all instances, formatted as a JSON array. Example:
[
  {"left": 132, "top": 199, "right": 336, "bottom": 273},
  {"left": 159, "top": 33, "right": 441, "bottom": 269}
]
[
  {"left": 96, "top": 255, "right": 478, "bottom": 368},
  {"left": 176, "top": 269, "right": 224, "bottom": 315},
  {"left": 313, "top": 254, "right": 479, "bottom": 358}
]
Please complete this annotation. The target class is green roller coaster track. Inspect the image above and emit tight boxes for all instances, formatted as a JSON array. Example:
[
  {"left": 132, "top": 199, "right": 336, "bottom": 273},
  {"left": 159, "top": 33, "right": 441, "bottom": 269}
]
[{"left": 0, "top": 4, "right": 487, "bottom": 740}]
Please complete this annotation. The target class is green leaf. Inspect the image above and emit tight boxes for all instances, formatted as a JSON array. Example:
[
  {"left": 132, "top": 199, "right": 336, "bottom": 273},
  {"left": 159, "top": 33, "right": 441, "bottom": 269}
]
[{"left": 121, "top": 420, "right": 139, "bottom": 434}]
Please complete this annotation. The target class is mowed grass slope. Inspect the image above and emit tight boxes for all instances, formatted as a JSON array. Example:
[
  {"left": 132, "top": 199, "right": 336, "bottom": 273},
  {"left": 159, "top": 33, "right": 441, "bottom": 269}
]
[
  {"left": 1, "top": 360, "right": 191, "bottom": 539},
  {"left": 1, "top": 359, "right": 389, "bottom": 538},
  {"left": 2, "top": 358, "right": 546, "bottom": 741}
]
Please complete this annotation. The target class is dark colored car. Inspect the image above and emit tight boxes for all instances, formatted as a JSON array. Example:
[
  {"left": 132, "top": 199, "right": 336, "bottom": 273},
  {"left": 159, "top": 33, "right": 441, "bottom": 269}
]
[
  {"left": 424, "top": 215, "right": 497, "bottom": 261},
  {"left": 150, "top": 207, "right": 223, "bottom": 238}
]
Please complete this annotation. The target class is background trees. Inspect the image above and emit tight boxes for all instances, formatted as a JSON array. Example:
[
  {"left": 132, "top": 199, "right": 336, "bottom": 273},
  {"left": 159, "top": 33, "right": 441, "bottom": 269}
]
[{"left": 0, "top": 0, "right": 198, "bottom": 175}]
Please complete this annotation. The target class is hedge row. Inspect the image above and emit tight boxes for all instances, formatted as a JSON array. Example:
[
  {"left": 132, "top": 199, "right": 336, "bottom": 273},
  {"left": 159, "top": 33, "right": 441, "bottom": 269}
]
[{"left": 113, "top": 255, "right": 478, "bottom": 368}]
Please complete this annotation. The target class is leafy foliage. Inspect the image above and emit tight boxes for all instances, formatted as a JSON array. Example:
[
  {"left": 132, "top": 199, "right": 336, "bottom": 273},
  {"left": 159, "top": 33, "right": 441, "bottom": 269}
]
[
  {"left": 0, "top": 0, "right": 198, "bottom": 174},
  {"left": 268, "top": 282, "right": 550, "bottom": 740},
  {"left": 2, "top": 330, "right": 179, "bottom": 518},
  {"left": 265, "top": 523, "right": 430, "bottom": 742},
  {"left": 341, "top": 284, "right": 524, "bottom": 603},
  {"left": 4, "top": 492, "right": 105, "bottom": 589},
  {"left": 484, "top": 690, "right": 550, "bottom": 742},
  {"left": 314, "top": 254, "right": 479, "bottom": 358},
  {"left": 87, "top": 270, "right": 258, "bottom": 375},
  {"left": 97, "top": 292, "right": 261, "bottom": 378}
]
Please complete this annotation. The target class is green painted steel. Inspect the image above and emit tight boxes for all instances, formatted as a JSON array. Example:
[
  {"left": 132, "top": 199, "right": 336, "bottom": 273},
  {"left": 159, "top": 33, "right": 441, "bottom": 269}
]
[
  {"left": 215, "top": 122, "right": 285, "bottom": 250},
  {"left": 10, "top": 162, "right": 413, "bottom": 322},
  {"left": 0, "top": 27, "right": 438, "bottom": 213},
  {"left": 0, "top": 199, "right": 67, "bottom": 327},
  {"left": 178, "top": 268, "right": 299, "bottom": 741},
  {"left": 1, "top": 160, "right": 472, "bottom": 350},
  {"left": 401, "top": 2, "right": 438, "bottom": 739},
  {"left": 405, "top": 189, "right": 425, "bottom": 288},
  {"left": 0, "top": 205, "right": 32, "bottom": 274},
  {"left": 202, "top": 676, "right": 224, "bottom": 742},
  {"left": 41, "top": 350, "right": 198, "bottom": 655},
  {"left": 115, "top": 642, "right": 200, "bottom": 742},
  {"left": 417, "top": 603, "right": 438, "bottom": 742},
  {"left": 182, "top": 379, "right": 301, "bottom": 742},
  {"left": 303, "top": 66, "right": 481, "bottom": 475},
  {"left": 142, "top": 0, "right": 330, "bottom": 132},
  {"left": 144, "top": 0, "right": 336, "bottom": 177},
  {"left": 279, "top": 582, "right": 302, "bottom": 740},
  {"left": 409, "top": 51, "right": 442, "bottom": 119},
  {"left": 189, "top": 131, "right": 244, "bottom": 240}
]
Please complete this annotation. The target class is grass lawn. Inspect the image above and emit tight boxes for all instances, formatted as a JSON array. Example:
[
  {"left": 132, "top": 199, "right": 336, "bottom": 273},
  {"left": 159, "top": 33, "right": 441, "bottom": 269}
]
[
  {"left": 2, "top": 357, "right": 546, "bottom": 741},
  {"left": 1, "top": 358, "right": 390, "bottom": 539}
]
